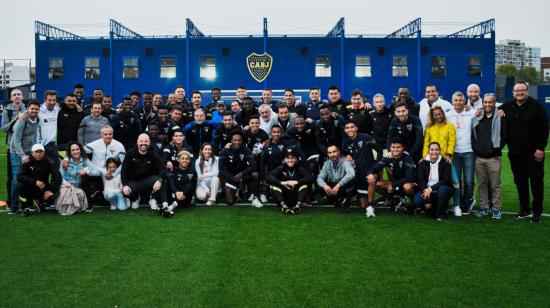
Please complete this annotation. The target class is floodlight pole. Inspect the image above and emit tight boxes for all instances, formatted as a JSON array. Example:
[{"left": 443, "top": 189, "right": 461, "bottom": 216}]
[{"left": 263, "top": 17, "right": 268, "bottom": 88}]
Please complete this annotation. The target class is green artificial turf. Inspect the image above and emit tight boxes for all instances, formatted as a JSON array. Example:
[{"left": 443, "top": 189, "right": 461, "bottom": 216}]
[{"left": 0, "top": 132, "right": 549, "bottom": 307}]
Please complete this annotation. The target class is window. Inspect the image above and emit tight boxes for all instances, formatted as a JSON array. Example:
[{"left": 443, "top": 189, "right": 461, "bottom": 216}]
[
  {"left": 392, "top": 56, "right": 408, "bottom": 77},
  {"left": 200, "top": 56, "right": 216, "bottom": 80},
  {"left": 315, "top": 56, "right": 331, "bottom": 77},
  {"left": 48, "top": 58, "right": 64, "bottom": 79},
  {"left": 85, "top": 57, "right": 100, "bottom": 79},
  {"left": 355, "top": 55, "right": 371, "bottom": 77},
  {"left": 160, "top": 57, "right": 176, "bottom": 78},
  {"left": 468, "top": 56, "right": 482, "bottom": 77},
  {"left": 431, "top": 56, "right": 446, "bottom": 77},
  {"left": 123, "top": 57, "right": 139, "bottom": 79}
]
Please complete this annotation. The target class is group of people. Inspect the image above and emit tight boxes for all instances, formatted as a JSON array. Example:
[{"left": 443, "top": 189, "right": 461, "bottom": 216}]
[{"left": 2, "top": 81, "right": 548, "bottom": 222}]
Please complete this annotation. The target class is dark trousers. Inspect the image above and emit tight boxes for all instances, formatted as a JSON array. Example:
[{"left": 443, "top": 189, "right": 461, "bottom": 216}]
[
  {"left": 6, "top": 148, "right": 12, "bottom": 208},
  {"left": 412, "top": 185, "right": 452, "bottom": 218},
  {"left": 17, "top": 182, "right": 55, "bottom": 210},
  {"left": 271, "top": 184, "right": 308, "bottom": 208},
  {"left": 508, "top": 152, "right": 544, "bottom": 215},
  {"left": 321, "top": 182, "right": 353, "bottom": 208},
  {"left": 82, "top": 175, "right": 104, "bottom": 204},
  {"left": 44, "top": 142, "right": 60, "bottom": 171},
  {"left": 126, "top": 176, "right": 162, "bottom": 203}
]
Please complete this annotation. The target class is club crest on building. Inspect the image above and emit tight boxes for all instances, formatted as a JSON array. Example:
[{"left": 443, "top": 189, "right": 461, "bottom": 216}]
[{"left": 246, "top": 52, "right": 273, "bottom": 83}]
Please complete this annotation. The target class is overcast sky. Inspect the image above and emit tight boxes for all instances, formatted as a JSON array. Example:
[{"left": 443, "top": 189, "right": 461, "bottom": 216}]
[{"left": 1, "top": 0, "right": 548, "bottom": 65}]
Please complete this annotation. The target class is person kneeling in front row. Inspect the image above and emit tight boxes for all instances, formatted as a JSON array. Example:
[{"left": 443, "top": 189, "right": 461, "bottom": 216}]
[
  {"left": 412, "top": 142, "right": 453, "bottom": 221},
  {"left": 266, "top": 148, "right": 314, "bottom": 214}
]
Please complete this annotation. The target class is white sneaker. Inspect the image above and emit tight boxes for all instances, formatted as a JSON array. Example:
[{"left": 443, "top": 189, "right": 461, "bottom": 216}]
[
  {"left": 452, "top": 206, "right": 462, "bottom": 217},
  {"left": 110, "top": 204, "right": 117, "bottom": 210},
  {"left": 131, "top": 197, "right": 140, "bottom": 210},
  {"left": 259, "top": 194, "right": 268, "bottom": 203},
  {"left": 248, "top": 194, "right": 255, "bottom": 202},
  {"left": 169, "top": 201, "right": 178, "bottom": 211},
  {"left": 251, "top": 197, "right": 263, "bottom": 208},
  {"left": 366, "top": 206, "right": 376, "bottom": 218},
  {"left": 206, "top": 200, "right": 215, "bottom": 206},
  {"left": 125, "top": 198, "right": 131, "bottom": 210},
  {"left": 149, "top": 198, "right": 159, "bottom": 210}
]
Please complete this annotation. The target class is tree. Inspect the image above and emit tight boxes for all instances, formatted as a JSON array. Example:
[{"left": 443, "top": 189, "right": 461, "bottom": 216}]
[
  {"left": 496, "top": 64, "right": 517, "bottom": 76},
  {"left": 496, "top": 64, "right": 542, "bottom": 85},
  {"left": 520, "top": 66, "right": 541, "bottom": 85}
]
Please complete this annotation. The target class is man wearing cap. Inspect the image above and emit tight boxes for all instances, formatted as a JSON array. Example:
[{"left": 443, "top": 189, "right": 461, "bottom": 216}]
[
  {"left": 266, "top": 148, "right": 314, "bottom": 214},
  {"left": 17, "top": 144, "right": 62, "bottom": 216},
  {"left": 218, "top": 130, "right": 261, "bottom": 207}
]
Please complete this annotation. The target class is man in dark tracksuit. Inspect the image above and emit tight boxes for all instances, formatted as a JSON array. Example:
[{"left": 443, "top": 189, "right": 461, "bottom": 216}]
[
  {"left": 121, "top": 134, "right": 165, "bottom": 210},
  {"left": 341, "top": 119, "right": 383, "bottom": 211},
  {"left": 369, "top": 97, "right": 394, "bottom": 150},
  {"left": 110, "top": 99, "right": 142, "bottom": 151},
  {"left": 387, "top": 101, "right": 424, "bottom": 163},
  {"left": 165, "top": 150, "right": 196, "bottom": 217},
  {"left": 266, "top": 149, "right": 314, "bottom": 214},
  {"left": 218, "top": 130, "right": 261, "bottom": 207},
  {"left": 57, "top": 94, "right": 85, "bottom": 152},
  {"left": 500, "top": 82, "right": 549, "bottom": 223},
  {"left": 184, "top": 108, "right": 215, "bottom": 156},
  {"left": 17, "top": 144, "right": 61, "bottom": 216}
]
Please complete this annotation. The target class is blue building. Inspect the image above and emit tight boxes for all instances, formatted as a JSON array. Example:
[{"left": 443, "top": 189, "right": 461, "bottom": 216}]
[{"left": 35, "top": 18, "right": 496, "bottom": 104}]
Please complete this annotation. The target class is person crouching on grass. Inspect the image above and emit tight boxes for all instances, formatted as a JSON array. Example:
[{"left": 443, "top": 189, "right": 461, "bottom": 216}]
[
  {"left": 163, "top": 151, "right": 196, "bottom": 217},
  {"left": 413, "top": 142, "right": 453, "bottom": 221},
  {"left": 266, "top": 149, "right": 314, "bottom": 214},
  {"left": 366, "top": 137, "right": 416, "bottom": 214},
  {"left": 17, "top": 144, "right": 62, "bottom": 217}
]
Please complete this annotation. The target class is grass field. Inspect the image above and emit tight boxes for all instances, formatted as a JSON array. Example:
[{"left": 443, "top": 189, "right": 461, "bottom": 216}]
[{"left": 1, "top": 132, "right": 549, "bottom": 307}]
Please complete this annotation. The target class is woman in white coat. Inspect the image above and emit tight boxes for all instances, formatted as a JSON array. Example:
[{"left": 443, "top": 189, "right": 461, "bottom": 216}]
[{"left": 195, "top": 142, "right": 220, "bottom": 205}]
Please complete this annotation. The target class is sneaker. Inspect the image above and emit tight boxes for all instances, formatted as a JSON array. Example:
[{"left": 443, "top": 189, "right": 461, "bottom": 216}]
[
  {"left": 206, "top": 200, "right": 215, "bottom": 206},
  {"left": 149, "top": 198, "right": 159, "bottom": 210},
  {"left": 131, "top": 199, "right": 140, "bottom": 210},
  {"left": 530, "top": 215, "right": 541, "bottom": 224},
  {"left": 436, "top": 217, "right": 443, "bottom": 222},
  {"left": 259, "top": 194, "right": 268, "bottom": 204},
  {"left": 22, "top": 208, "right": 30, "bottom": 217},
  {"left": 365, "top": 206, "right": 375, "bottom": 218},
  {"left": 452, "top": 206, "right": 462, "bottom": 217},
  {"left": 475, "top": 208, "right": 488, "bottom": 218},
  {"left": 248, "top": 194, "right": 255, "bottom": 202},
  {"left": 7, "top": 209, "right": 17, "bottom": 215},
  {"left": 492, "top": 210, "right": 502, "bottom": 220},
  {"left": 251, "top": 197, "right": 263, "bottom": 208},
  {"left": 85, "top": 206, "right": 94, "bottom": 213},
  {"left": 110, "top": 204, "right": 117, "bottom": 210},
  {"left": 516, "top": 210, "right": 532, "bottom": 219},
  {"left": 281, "top": 205, "right": 289, "bottom": 214},
  {"left": 158, "top": 202, "right": 169, "bottom": 216},
  {"left": 291, "top": 206, "right": 300, "bottom": 214}
]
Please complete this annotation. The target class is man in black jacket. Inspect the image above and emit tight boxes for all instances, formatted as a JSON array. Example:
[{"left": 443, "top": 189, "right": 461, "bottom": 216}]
[
  {"left": 111, "top": 98, "right": 142, "bottom": 151},
  {"left": 387, "top": 101, "right": 424, "bottom": 163},
  {"left": 369, "top": 94, "right": 393, "bottom": 150},
  {"left": 121, "top": 133, "right": 165, "bottom": 210},
  {"left": 266, "top": 149, "right": 314, "bottom": 214},
  {"left": 500, "top": 82, "right": 549, "bottom": 223},
  {"left": 57, "top": 94, "right": 84, "bottom": 152},
  {"left": 17, "top": 144, "right": 62, "bottom": 216},
  {"left": 389, "top": 87, "right": 419, "bottom": 116},
  {"left": 218, "top": 130, "right": 261, "bottom": 207}
]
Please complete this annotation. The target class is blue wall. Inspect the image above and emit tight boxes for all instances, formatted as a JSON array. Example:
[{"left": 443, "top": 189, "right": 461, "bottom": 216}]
[{"left": 36, "top": 35, "right": 496, "bottom": 105}]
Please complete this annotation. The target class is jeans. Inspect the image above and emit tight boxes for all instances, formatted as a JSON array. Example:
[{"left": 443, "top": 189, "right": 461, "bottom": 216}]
[
  {"left": 9, "top": 153, "right": 22, "bottom": 212},
  {"left": 413, "top": 185, "right": 452, "bottom": 218},
  {"left": 104, "top": 191, "right": 128, "bottom": 210},
  {"left": 452, "top": 152, "right": 475, "bottom": 209}
]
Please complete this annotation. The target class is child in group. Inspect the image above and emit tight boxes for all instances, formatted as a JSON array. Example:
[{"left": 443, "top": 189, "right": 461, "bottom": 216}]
[{"left": 101, "top": 158, "right": 128, "bottom": 210}]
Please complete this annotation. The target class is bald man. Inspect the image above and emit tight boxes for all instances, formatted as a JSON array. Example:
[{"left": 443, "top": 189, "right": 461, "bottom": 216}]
[
  {"left": 121, "top": 133, "right": 166, "bottom": 210},
  {"left": 466, "top": 84, "right": 482, "bottom": 110}
]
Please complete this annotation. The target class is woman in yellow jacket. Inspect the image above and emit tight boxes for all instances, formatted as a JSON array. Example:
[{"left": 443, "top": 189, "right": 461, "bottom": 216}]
[
  {"left": 422, "top": 106, "right": 456, "bottom": 160},
  {"left": 422, "top": 106, "right": 461, "bottom": 217}
]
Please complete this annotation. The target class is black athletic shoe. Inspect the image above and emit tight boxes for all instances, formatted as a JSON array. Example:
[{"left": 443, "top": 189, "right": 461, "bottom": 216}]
[
  {"left": 516, "top": 210, "right": 532, "bottom": 219},
  {"left": 292, "top": 206, "right": 300, "bottom": 214},
  {"left": 22, "top": 208, "right": 30, "bottom": 217},
  {"left": 530, "top": 215, "right": 541, "bottom": 224}
]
